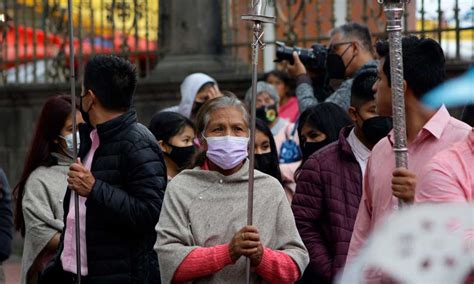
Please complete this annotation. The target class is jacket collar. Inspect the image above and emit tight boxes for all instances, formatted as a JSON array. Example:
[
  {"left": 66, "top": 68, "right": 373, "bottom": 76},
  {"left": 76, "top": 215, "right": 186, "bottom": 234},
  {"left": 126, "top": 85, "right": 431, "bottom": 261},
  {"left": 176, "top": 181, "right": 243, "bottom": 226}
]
[
  {"left": 51, "top": 152, "right": 73, "bottom": 166},
  {"left": 78, "top": 110, "right": 137, "bottom": 157},
  {"left": 80, "top": 110, "right": 137, "bottom": 141},
  {"left": 338, "top": 126, "right": 356, "bottom": 157}
]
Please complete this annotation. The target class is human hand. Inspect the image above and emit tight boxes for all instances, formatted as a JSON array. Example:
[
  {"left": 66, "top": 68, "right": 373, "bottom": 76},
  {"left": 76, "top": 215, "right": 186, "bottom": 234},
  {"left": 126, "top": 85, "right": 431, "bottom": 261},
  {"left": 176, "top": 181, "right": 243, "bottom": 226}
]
[
  {"left": 392, "top": 167, "right": 416, "bottom": 204},
  {"left": 287, "top": 51, "right": 307, "bottom": 78},
  {"left": 229, "top": 225, "right": 261, "bottom": 263},
  {"left": 67, "top": 158, "right": 95, "bottom": 197},
  {"left": 208, "top": 85, "right": 222, "bottom": 100},
  {"left": 248, "top": 241, "right": 264, "bottom": 267}
]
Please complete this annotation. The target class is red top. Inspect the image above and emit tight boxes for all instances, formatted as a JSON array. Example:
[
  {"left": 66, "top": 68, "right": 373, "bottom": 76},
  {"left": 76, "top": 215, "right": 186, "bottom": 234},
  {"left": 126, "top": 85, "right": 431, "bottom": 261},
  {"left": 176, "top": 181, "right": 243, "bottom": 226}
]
[{"left": 279, "top": 96, "right": 300, "bottom": 123}]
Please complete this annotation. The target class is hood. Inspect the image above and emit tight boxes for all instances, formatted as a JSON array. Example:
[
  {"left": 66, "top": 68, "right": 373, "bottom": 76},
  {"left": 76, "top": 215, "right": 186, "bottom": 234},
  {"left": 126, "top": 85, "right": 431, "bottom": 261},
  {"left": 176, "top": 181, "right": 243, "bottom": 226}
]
[{"left": 178, "top": 73, "right": 216, "bottom": 118}]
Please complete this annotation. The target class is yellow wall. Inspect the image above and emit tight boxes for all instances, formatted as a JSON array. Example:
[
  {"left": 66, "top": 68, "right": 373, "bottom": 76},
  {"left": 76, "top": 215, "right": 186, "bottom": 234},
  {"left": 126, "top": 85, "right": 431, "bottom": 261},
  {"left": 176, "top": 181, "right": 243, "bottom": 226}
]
[{"left": 18, "top": 0, "right": 159, "bottom": 40}]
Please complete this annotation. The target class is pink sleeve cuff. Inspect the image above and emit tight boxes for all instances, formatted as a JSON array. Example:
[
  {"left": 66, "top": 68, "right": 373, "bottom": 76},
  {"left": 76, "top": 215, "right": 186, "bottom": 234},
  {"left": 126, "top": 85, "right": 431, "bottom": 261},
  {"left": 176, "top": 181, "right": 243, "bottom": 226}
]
[
  {"left": 173, "top": 244, "right": 233, "bottom": 282},
  {"left": 255, "top": 247, "right": 301, "bottom": 283}
]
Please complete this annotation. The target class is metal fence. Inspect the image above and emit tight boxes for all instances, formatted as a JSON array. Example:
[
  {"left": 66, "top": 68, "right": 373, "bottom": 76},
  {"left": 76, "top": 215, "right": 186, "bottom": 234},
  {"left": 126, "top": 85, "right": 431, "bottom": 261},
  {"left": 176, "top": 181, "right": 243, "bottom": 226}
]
[
  {"left": 222, "top": 0, "right": 474, "bottom": 69},
  {"left": 0, "top": 0, "right": 159, "bottom": 85},
  {"left": 1, "top": 0, "right": 473, "bottom": 86}
]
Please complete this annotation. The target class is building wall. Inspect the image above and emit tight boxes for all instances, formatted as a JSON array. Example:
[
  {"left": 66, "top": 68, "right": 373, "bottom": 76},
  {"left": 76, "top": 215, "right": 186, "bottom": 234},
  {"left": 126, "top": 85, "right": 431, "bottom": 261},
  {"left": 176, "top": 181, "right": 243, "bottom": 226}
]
[{"left": 0, "top": 74, "right": 252, "bottom": 186}]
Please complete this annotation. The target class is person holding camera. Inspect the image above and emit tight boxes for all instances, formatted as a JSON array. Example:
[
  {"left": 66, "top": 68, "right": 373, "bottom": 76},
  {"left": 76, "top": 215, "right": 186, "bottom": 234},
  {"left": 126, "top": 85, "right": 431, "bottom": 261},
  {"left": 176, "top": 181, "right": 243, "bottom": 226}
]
[{"left": 288, "top": 23, "right": 377, "bottom": 112}]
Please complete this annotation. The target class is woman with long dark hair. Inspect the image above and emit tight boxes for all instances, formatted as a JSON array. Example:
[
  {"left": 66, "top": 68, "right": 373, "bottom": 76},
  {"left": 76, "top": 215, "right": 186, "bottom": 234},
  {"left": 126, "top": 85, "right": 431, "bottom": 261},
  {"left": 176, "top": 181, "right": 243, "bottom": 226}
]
[
  {"left": 297, "top": 102, "right": 353, "bottom": 164},
  {"left": 13, "top": 95, "right": 83, "bottom": 284}
]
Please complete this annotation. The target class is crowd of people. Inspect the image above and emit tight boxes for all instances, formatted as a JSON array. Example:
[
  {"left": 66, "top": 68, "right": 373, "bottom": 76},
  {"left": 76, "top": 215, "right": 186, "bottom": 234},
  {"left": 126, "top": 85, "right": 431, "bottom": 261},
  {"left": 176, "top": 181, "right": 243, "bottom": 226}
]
[{"left": 0, "top": 22, "right": 472, "bottom": 284}]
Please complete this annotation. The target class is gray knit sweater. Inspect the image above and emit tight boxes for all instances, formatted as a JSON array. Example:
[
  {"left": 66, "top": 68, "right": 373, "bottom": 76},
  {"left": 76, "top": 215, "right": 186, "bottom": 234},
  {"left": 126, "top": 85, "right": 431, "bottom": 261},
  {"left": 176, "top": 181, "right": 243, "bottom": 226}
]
[
  {"left": 155, "top": 160, "right": 309, "bottom": 283},
  {"left": 21, "top": 153, "right": 71, "bottom": 284}
]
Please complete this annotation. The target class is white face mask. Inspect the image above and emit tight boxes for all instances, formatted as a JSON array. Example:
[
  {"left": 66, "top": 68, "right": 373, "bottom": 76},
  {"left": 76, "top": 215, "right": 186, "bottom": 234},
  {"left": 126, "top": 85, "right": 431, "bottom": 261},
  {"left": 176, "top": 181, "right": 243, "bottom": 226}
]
[
  {"left": 203, "top": 135, "right": 249, "bottom": 170},
  {"left": 59, "top": 132, "right": 80, "bottom": 156}
]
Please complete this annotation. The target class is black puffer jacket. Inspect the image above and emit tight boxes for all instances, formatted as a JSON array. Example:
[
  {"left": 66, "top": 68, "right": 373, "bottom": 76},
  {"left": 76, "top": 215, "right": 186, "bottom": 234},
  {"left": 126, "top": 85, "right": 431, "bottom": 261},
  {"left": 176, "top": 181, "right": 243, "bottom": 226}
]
[
  {"left": 0, "top": 169, "right": 12, "bottom": 262},
  {"left": 41, "top": 110, "right": 166, "bottom": 284}
]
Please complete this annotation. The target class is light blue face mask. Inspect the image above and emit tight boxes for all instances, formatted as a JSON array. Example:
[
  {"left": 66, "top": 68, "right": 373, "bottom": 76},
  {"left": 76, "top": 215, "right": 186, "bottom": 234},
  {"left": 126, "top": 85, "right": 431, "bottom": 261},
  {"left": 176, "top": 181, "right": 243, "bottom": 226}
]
[{"left": 59, "top": 132, "right": 80, "bottom": 156}]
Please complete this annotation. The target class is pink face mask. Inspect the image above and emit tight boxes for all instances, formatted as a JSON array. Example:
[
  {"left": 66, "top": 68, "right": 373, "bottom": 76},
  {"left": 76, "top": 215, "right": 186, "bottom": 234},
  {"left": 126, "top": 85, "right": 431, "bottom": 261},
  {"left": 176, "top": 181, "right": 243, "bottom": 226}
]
[{"left": 204, "top": 135, "right": 249, "bottom": 170}]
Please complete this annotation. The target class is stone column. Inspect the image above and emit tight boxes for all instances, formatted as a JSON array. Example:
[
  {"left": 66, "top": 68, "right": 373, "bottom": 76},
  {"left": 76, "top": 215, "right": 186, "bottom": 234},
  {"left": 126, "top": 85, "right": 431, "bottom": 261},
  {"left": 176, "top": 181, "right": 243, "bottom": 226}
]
[{"left": 152, "top": 0, "right": 248, "bottom": 82}]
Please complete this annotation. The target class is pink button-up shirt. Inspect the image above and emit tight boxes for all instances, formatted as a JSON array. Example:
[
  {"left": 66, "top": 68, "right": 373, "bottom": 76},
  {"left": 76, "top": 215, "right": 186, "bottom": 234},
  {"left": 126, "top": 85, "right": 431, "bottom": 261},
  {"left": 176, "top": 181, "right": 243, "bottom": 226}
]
[
  {"left": 416, "top": 130, "right": 473, "bottom": 203},
  {"left": 61, "top": 129, "right": 100, "bottom": 275},
  {"left": 347, "top": 106, "right": 470, "bottom": 282}
]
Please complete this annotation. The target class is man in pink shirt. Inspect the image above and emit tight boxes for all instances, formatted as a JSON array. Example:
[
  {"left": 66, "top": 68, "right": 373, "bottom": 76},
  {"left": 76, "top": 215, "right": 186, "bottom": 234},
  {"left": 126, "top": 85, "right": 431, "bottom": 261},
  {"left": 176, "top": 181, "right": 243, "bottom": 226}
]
[
  {"left": 416, "top": 130, "right": 473, "bottom": 203},
  {"left": 347, "top": 36, "right": 471, "bottom": 283}
]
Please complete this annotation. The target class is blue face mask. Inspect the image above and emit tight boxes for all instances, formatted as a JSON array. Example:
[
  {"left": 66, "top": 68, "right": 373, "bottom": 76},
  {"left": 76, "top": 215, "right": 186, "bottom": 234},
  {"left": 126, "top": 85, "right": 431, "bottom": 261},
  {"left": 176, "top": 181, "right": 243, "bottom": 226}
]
[{"left": 59, "top": 132, "right": 80, "bottom": 156}]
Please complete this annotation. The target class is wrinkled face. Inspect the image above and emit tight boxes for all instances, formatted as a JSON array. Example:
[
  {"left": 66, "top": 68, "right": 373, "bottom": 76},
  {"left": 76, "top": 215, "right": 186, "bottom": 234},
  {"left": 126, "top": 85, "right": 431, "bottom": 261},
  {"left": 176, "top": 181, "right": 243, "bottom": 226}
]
[
  {"left": 203, "top": 106, "right": 249, "bottom": 139},
  {"left": 300, "top": 122, "right": 327, "bottom": 144},
  {"left": 256, "top": 92, "right": 276, "bottom": 109},
  {"left": 266, "top": 74, "right": 288, "bottom": 100},
  {"left": 255, "top": 130, "right": 271, "bottom": 155},
  {"left": 373, "top": 57, "right": 393, "bottom": 116}
]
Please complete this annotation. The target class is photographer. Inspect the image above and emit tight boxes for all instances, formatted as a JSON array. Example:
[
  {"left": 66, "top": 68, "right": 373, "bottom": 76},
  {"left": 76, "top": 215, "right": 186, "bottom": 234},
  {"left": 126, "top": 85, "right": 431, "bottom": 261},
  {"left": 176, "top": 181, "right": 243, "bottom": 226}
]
[{"left": 288, "top": 23, "right": 377, "bottom": 112}]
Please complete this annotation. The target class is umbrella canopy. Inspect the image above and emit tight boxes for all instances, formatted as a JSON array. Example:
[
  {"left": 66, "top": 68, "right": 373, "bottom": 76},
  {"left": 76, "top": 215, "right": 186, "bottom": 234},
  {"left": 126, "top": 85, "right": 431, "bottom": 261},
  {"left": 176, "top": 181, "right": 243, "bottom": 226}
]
[{"left": 422, "top": 67, "right": 474, "bottom": 108}]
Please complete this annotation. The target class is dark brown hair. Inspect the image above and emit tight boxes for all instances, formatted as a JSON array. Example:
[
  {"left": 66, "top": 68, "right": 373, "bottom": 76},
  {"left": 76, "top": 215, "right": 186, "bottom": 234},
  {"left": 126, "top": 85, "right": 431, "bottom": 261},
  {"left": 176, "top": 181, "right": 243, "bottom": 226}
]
[{"left": 13, "top": 95, "right": 75, "bottom": 236}]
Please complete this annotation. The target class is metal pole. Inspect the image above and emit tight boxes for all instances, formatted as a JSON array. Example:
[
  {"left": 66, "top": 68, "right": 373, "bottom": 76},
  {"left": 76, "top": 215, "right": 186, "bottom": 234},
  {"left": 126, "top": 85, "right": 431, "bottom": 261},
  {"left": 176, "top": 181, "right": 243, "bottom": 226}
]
[
  {"left": 67, "top": 0, "right": 81, "bottom": 282},
  {"left": 245, "top": 22, "right": 261, "bottom": 284},
  {"left": 241, "top": 1, "right": 275, "bottom": 282},
  {"left": 378, "top": 0, "right": 409, "bottom": 208}
]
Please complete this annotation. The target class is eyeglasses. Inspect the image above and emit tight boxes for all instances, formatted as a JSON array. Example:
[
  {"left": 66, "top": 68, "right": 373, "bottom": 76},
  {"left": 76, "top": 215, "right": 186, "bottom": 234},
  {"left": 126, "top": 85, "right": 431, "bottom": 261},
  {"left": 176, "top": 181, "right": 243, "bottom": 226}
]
[{"left": 328, "top": 41, "right": 355, "bottom": 53}]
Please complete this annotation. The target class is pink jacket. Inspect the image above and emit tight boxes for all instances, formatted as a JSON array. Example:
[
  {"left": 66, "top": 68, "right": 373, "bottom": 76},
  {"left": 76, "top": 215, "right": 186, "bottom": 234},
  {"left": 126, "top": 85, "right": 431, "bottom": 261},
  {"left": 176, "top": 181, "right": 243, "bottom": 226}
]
[{"left": 273, "top": 119, "right": 301, "bottom": 202}]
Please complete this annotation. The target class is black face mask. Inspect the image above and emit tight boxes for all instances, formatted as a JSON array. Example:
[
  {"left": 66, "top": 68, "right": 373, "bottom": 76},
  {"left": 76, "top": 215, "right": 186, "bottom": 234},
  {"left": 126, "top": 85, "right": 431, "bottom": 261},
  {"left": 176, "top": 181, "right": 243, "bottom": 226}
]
[
  {"left": 301, "top": 140, "right": 331, "bottom": 161},
  {"left": 255, "top": 152, "right": 280, "bottom": 180},
  {"left": 361, "top": 116, "right": 393, "bottom": 145},
  {"left": 165, "top": 143, "right": 196, "bottom": 169},
  {"left": 256, "top": 104, "right": 278, "bottom": 125},
  {"left": 326, "top": 44, "right": 355, "bottom": 80},
  {"left": 80, "top": 94, "right": 91, "bottom": 126}
]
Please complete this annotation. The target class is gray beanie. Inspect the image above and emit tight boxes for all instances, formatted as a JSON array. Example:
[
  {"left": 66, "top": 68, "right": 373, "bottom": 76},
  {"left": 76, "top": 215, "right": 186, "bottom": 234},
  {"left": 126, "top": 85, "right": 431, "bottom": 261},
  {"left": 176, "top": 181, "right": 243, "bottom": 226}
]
[{"left": 245, "top": 81, "right": 279, "bottom": 108}]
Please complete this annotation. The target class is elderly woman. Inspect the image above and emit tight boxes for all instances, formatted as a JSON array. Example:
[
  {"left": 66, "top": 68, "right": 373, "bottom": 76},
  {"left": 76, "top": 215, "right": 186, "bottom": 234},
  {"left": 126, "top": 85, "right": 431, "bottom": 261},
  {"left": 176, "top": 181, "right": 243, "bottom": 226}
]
[{"left": 155, "top": 96, "right": 309, "bottom": 283}]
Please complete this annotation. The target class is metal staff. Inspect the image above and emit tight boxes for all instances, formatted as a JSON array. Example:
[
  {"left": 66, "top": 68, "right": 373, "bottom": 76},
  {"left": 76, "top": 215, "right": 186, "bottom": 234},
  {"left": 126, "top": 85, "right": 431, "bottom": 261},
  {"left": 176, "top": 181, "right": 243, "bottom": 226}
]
[
  {"left": 241, "top": 1, "right": 275, "bottom": 283},
  {"left": 66, "top": 0, "right": 82, "bottom": 282},
  {"left": 378, "top": 0, "right": 410, "bottom": 207}
]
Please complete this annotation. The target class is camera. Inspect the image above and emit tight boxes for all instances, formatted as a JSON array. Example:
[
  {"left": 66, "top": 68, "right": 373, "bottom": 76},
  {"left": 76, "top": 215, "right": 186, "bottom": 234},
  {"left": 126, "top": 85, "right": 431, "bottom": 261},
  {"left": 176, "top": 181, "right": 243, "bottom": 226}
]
[{"left": 275, "top": 41, "right": 328, "bottom": 70}]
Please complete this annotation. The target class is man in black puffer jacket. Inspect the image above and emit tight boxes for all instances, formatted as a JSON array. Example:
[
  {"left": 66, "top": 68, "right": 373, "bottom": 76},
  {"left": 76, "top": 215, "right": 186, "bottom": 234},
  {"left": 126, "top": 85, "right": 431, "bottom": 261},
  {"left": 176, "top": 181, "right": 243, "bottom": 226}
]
[{"left": 41, "top": 55, "right": 166, "bottom": 284}]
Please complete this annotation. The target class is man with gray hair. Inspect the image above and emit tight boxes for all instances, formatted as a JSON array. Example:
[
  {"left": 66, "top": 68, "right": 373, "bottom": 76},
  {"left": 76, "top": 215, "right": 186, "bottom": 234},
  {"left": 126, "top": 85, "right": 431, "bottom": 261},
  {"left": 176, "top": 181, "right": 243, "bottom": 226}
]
[{"left": 288, "top": 22, "right": 377, "bottom": 112}]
